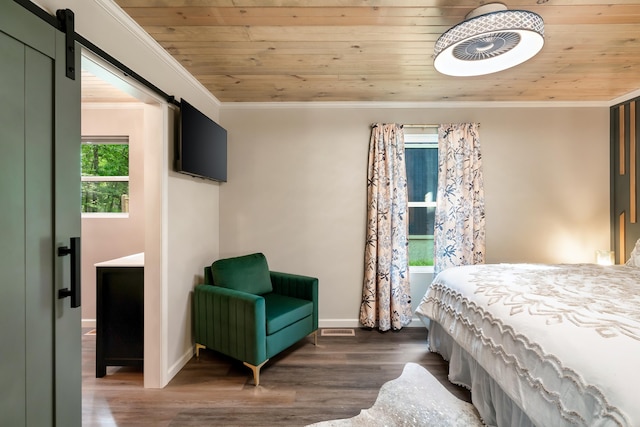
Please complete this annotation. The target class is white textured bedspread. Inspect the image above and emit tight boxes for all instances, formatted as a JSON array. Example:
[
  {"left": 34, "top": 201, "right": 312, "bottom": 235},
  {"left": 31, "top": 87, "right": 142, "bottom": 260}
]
[{"left": 416, "top": 263, "right": 640, "bottom": 427}]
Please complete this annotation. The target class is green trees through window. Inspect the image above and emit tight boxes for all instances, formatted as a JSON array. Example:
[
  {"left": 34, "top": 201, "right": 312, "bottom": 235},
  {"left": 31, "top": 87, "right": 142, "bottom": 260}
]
[{"left": 81, "top": 136, "right": 130, "bottom": 213}]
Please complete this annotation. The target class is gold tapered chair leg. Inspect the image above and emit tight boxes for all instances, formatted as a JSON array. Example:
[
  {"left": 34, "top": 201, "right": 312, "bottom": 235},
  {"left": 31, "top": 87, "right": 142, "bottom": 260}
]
[
  {"left": 310, "top": 330, "right": 318, "bottom": 346},
  {"left": 195, "top": 343, "right": 206, "bottom": 359},
  {"left": 243, "top": 360, "right": 268, "bottom": 386}
]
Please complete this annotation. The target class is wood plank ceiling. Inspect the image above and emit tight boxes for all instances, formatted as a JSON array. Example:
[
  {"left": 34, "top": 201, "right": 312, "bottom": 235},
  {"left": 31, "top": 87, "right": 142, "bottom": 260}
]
[{"left": 111, "top": 0, "right": 640, "bottom": 103}]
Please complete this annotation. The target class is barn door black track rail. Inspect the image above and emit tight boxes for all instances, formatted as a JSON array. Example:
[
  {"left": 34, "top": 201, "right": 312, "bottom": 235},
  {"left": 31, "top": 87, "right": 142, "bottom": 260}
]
[{"left": 13, "top": 0, "right": 179, "bottom": 106}]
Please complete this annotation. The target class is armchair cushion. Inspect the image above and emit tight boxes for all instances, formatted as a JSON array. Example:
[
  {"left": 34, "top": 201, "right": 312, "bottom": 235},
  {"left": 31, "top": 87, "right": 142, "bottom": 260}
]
[
  {"left": 263, "top": 293, "right": 313, "bottom": 335},
  {"left": 211, "top": 252, "right": 273, "bottom": 295}
]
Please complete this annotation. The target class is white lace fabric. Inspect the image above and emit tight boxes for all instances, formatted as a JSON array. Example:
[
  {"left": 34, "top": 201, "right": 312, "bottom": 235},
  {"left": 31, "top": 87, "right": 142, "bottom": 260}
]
[{"left": 416, "top": 263, "right": 640, "bottom": 427}]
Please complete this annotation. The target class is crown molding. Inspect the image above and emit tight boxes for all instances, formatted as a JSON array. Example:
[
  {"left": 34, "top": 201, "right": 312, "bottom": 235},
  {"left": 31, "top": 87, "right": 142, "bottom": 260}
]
[
  {"left": 221, "top": 100, "right": 611, "bottom": 110},
  {"left": 93, "top": 0, "right": 221, "bottom": 108},
  {"left": 610, "top": 88, "right": 640, "bottom": 107}
]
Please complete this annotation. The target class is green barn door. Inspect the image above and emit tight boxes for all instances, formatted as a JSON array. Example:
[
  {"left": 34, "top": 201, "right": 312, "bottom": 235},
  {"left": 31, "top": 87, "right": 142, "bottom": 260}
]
[{"left": 0, "top": 3, "right": 81, "bottom": 426}]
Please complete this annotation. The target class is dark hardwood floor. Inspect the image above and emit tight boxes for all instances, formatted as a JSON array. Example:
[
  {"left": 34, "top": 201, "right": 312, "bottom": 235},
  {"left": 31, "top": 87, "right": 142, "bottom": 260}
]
[{"left": 82, "top": 327, "right": 470, "bottom": 426}]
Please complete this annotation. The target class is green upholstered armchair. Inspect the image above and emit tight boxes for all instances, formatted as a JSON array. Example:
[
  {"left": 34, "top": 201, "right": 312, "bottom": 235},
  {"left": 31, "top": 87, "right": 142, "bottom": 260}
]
[{"left": 193, "top": 253, "right": 318, "bottom": 386}]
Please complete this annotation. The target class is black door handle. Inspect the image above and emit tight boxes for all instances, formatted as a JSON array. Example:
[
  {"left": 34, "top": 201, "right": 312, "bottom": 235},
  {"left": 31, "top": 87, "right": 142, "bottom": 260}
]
[{"left": 58, "top": 237, "right": 81, "bottom": 308}]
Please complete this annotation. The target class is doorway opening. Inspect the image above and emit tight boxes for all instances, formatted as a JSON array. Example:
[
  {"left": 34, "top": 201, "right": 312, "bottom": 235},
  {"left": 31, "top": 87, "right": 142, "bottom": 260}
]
[{"left": 80, "top": 50, "right": 168, "bottom": 390}]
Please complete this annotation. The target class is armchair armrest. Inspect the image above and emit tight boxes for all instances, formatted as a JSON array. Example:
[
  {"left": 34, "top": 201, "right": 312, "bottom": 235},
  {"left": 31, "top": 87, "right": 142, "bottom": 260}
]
[
  {"left": 193, "top": 284, "right": 267, "bottom": 365},
  {"left": 270, "top": 271, "right": 318, "bottom": 331}
]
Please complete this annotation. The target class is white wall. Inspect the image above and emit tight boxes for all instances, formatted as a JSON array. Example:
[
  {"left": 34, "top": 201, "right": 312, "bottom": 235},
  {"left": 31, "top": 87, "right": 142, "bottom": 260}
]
[
  {"left": 482, "top": 107, "right": 610, "bottom": 263},
  {"left": 33, "top": 0, "right": 222, "bottom": 387},
  {"left": 219, "top": 104, "right": 611, "bottom": 326}
]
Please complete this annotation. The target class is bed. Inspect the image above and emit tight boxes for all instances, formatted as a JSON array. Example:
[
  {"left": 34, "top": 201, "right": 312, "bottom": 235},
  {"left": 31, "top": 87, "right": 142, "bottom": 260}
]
[{"left": 415, "top": 263, "right": 640, "bottom": 427}]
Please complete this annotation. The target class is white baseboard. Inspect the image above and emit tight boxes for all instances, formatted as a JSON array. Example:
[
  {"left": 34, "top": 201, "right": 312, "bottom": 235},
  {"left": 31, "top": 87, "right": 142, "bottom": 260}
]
[
  {"left": 82, "top": 315, "right": 192, "bottom": 388},
  {"left": 318, "top": 319, "right": 361, "bottom": 328},
  {"left": 166, "top": 346, "right": 194, "bottom": 384},
  {"left": 319, "top": 317, "right": 427, "bottom": 329},
  {"left": 86, "top": 318, "right": 426, "bottom": 331}
]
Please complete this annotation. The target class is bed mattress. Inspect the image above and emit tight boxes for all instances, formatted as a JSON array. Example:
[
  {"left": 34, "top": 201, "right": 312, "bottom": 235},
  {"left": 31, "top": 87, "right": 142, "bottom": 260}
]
[{"left": 415, "top": 263, "right": 640, "bottom": 427}]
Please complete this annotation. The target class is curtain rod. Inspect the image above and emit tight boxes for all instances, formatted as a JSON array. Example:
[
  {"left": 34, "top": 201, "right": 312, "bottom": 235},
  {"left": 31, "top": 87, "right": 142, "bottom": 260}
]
[
  {"left": 371, "top": 123, "right": 439, "bottom": 128},
  {"left": 405, "top": 123, "right": 481, "bottom": 128},
  {"left": 402, "top": 124, "right": 439, "bottom": 128},
  {"left": 372, "top": 124, "right": 479, "bottom": 128}
]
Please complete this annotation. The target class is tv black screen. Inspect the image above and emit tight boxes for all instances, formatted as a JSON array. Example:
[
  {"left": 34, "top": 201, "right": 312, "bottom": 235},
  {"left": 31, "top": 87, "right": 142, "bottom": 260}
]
[{"left": 176, "top": 99, "right": 227, "bottom": 182}]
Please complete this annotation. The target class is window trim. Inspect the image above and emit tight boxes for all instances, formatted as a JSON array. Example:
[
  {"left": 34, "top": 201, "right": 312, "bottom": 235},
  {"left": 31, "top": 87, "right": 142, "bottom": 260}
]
[
  {"left": 409, "top": 265, "right": 434, "bottom": 274},
  {"left": 406, "top": 132, "right": 438, "bottom": 267},
  {"left": 408, "top": 201, "right": 436, "bottom": 208},
  {"left": 81, "top": 175, "right": 129, "bottom": 182},
  {"left": 81, "top": 135, "right": 130, "bottom": 218}
]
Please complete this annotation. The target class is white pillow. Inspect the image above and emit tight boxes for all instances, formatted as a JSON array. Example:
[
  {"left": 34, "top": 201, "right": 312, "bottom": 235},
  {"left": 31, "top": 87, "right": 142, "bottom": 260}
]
[{"left": 626, "top": 238, "right": 640, "bottom": 266}]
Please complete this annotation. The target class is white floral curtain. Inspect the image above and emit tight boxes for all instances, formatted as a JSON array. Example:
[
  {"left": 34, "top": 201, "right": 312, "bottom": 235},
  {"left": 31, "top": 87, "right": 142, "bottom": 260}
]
[
  {"left": 360, "top": 123, "right": 412, "bottom": 331},
  {"left": 433, "top": 123, "right": 485, "bottom": 276}
]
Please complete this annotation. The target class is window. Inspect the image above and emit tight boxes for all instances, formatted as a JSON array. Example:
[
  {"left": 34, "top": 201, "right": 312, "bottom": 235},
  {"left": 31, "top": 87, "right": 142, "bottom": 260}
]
[
  {"left": 81, "top": 136, "right": 130, "bottom": 215},
  {"left": 405, "top": 132, "right": 438, "bottom": 266}
]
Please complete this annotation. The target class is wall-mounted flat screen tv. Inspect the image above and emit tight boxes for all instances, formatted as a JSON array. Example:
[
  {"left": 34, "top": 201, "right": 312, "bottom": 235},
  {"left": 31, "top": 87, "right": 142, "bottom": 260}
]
[{"left": 176, "top": 99, "right": 227, "bottom": 182}]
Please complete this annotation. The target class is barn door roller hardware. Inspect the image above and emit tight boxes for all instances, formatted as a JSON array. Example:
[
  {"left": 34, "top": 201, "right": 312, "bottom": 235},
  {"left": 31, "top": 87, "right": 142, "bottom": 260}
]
[
  {"left": 15, "top": 0, "right": 178, "bottom": 102},
  {"left": 56, "top": 8, "right": 76, "bottom": 80}
]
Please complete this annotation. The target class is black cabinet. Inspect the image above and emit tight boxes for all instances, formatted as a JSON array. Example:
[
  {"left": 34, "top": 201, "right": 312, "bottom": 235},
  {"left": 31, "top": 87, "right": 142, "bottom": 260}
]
[{"left": 95, "top": 259, "right": 144, "bottom": 378}]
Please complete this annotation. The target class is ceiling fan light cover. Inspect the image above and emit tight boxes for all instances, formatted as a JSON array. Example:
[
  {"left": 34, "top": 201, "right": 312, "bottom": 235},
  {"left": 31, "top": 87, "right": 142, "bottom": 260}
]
[{"left": 434, "top": 8, "right": 544, "bottom": 77}]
